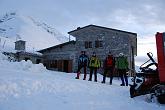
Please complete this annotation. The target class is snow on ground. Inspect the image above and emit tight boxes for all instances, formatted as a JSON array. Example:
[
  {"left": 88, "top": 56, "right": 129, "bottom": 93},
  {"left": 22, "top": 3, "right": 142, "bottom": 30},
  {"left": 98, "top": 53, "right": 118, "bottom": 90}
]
[{"left": 0, "top": 52, "right": 164, "bottom": 110}]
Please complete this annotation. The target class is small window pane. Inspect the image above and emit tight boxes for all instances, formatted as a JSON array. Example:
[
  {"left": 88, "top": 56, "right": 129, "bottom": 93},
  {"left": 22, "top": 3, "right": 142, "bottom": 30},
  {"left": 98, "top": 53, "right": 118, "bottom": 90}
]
[
  {"left": 84, "top": 41, "right": 92, "bottom": 48},
  {"left": 95, "top": 40, "right": 103, "bottom": 48}
]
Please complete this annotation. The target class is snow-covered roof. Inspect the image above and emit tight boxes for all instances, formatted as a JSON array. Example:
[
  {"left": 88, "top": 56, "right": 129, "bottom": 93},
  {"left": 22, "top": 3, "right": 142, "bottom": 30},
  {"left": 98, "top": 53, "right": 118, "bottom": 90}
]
[{"left": 38, "top": 40, "right": 76, "bottom": 53}]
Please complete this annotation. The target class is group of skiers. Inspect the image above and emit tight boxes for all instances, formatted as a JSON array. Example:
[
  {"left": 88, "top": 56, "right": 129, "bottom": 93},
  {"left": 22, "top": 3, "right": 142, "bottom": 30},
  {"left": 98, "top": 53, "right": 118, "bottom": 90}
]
[{"left": 75, "top": 51, "right": 129, "bottom": 86}]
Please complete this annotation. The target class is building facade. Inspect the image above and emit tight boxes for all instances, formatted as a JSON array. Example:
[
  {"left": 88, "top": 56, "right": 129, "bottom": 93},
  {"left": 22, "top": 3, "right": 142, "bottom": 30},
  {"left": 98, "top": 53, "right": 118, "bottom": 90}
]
[
  {"left": 4, "top": 40, "right": 43, "bottom": 64},
  {"left": 38, "top": 41, "right": 76, "bottom": 72},
  {"left": 38, "top": 25, "right": 137, "bottom": 76}
]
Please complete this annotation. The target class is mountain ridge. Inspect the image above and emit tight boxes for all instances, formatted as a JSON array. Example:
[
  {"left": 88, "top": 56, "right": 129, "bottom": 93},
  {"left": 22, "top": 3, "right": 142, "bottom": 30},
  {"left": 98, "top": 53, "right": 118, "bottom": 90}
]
[{"left": 0, "top": 12, "right": 69, "bottom": 51}]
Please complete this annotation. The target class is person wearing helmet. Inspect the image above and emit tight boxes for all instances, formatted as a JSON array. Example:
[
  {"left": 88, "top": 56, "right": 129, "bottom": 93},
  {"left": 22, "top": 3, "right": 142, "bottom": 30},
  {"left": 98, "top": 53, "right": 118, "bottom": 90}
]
[
  {"left": 116, "top": 52, "right": 129, "bottom": 86},
  {"left": 75, "top": 51, "right": 89, "bottom": 80},
  {"left": 88, "top": 52, "right": 101, "bottom": 82}
]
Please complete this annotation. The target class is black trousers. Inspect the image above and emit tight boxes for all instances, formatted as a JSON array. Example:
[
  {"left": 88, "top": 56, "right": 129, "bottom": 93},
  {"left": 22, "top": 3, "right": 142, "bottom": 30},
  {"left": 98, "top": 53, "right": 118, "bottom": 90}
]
[
  {"left": 118, "top": 69, "right": 128, "bottom": 86},
  {"left": 76, "top": 65, "right": 87, "bottom": 79},
  {"left": 102, "top": 67, "right": 114, "bottom": 84},
  {"left": 89, "top": 67, "right": 97, "bottom": 81}
]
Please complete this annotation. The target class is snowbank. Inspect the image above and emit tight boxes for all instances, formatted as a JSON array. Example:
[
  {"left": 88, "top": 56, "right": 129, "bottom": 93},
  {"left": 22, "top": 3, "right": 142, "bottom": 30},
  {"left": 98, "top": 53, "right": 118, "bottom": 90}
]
[
  {"left": 0, "top": 51, "right": 47, "bottom": 73},
  {"left": 19, "top": 60, "right": 47, "bottom": 73},
  {"left": 0, "top": 52, "right": 8, "bottom": 61},
  {"left": 0, "top": 51, "right": 164, "bottom": 110}
]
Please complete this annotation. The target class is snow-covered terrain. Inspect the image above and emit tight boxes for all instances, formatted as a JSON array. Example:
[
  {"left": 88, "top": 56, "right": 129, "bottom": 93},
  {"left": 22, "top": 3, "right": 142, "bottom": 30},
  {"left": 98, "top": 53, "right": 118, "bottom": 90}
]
[
  {"left": 0, "top": 36, "right": 15, "bottom": 52},
  {"left": 0, "top": 12, "right": 69, "bottom": 51},
  {"left": 0, "top": 52, "right": 164, "bottom": 110}
]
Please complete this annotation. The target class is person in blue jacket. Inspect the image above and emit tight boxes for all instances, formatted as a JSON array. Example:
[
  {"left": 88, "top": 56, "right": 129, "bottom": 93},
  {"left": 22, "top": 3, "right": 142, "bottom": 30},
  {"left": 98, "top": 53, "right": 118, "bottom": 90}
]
[{"left": 75, "top": 51, "right": 89, "bottom": 80}]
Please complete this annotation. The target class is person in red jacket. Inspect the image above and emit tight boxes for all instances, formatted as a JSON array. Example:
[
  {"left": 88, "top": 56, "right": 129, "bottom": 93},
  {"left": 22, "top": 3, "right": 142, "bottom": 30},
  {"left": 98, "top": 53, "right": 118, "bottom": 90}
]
[{"left": 101, "top": 52, "right": 115, "bottom": 85}]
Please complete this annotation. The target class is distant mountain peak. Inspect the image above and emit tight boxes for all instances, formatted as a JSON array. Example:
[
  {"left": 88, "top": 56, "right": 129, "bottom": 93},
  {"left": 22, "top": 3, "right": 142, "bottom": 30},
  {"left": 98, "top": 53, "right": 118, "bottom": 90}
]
[
  {"left": 0, "top": 12, "right": 16, "bottom": 24},
  {"left": 28, "top": 16, "right": 67, "bottom": 41},
  {"left": 0, "top": 12, "right": 69, "bottom": 52}
]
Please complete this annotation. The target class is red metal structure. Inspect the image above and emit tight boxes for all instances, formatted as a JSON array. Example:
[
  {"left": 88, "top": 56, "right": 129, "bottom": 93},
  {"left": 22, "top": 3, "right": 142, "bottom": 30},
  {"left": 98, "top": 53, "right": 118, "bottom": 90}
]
[
  {"left": 129, "top": 32, "right": 165, "bottom": 104},
  {"left": 156, "top": 32, "right": 165, "bottom": 83}
]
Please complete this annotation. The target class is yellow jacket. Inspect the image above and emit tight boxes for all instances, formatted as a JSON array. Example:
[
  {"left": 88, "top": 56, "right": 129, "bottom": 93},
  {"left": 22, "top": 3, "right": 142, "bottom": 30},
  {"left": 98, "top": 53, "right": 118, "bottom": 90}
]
[{"left": 89, "top": 56, "right": 101, "bottom": 68}]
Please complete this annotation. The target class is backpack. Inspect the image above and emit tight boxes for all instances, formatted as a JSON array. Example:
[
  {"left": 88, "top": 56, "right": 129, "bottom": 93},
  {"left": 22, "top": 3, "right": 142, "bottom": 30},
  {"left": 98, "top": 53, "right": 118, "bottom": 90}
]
[
  {"left": 91, "top": 58, "right": 95, "bottom": 64},
  {"left": 106, "top": 57, "right": 113, "bottom": 67},
  {"left": 89, "top": 57, "right": 100, "bottom": 68}
]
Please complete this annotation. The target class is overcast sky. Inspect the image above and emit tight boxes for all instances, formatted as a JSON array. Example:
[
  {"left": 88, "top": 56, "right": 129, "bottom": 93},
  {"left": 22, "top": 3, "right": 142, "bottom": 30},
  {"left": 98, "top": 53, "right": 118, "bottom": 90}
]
[{"left": 0, "top": 0, "right": 165, "bottom": 65}]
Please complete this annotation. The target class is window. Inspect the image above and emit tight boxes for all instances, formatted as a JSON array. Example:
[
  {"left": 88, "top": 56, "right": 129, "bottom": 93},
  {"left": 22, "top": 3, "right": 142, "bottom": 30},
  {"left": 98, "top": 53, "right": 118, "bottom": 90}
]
[
  {"left": 50, "top": 60, "right": 57, "bottom": 68},
  {"left": 85, "top": 41, "right": 92, "bottom": 48},
  {"left": 95, "top": 40, "right": 103, "bottom": 48}
]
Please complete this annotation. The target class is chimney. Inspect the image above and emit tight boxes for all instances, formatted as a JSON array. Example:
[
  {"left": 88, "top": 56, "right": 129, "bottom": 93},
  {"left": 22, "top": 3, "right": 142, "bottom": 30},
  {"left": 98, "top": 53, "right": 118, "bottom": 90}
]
[
  {"left": 77, "top": 27, "right": 81, "bottom": 30},
  {"left": 15, "top": 40, "right": 26, "bottom": 51}
]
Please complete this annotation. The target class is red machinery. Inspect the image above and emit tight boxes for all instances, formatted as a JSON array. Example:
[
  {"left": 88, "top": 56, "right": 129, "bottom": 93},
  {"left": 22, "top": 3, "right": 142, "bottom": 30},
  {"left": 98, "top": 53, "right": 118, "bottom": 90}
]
[
  {"left": 156, "top": 32, "right": 165, "bottom": 83},
  {"left": 130, "top": 32, "right": 165, "bottom": 104}
]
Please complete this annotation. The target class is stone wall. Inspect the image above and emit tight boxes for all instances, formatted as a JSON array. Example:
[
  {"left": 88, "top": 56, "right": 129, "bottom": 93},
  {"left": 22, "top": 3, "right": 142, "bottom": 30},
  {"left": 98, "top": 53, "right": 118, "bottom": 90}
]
[
  {"left": 3, "top": 52, "right": 43, "bottom": 64},
  {"left": 70, "top": 26, "right": 137, "bottom": 75},
  {"left": 41, "top": 41, "right": 77, "bottom": 72},
  {"left": 39, "top": 25, "right": 137, "bottom": 75}
]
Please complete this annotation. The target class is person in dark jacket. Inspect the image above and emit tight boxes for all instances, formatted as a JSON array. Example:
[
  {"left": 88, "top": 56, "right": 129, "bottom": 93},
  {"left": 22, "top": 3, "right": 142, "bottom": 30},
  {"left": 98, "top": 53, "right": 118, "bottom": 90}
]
[
  {"left": 101, "top": 52, "right": 115, "bottom": 85},
  {"left": 75, "top": 51, "right": 89, "bottom": 80},
  {"left": 88, "top": 52, "right": 101, "bottom": 82},
  {"left": 116, "top": 53, "right": 129, "bottom": 86}
]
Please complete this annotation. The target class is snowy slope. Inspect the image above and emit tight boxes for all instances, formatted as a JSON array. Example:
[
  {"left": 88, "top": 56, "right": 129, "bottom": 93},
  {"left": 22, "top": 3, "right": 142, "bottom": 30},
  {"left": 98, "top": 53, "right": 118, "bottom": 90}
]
[
  {"left": 0, "top": 12, "right": 69, "bottom": 51},
  {"left": 0, "top": 36, "right": 15, "bottom": 52},
  {"left": 0, "top": 52, "right": 164, "bottom": 110}
]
